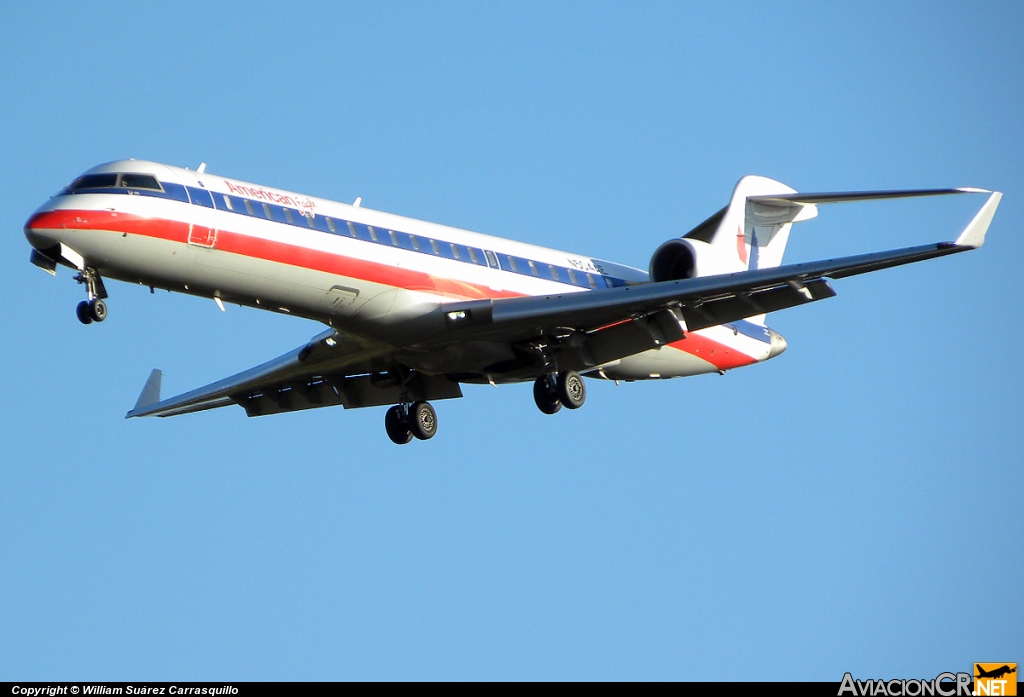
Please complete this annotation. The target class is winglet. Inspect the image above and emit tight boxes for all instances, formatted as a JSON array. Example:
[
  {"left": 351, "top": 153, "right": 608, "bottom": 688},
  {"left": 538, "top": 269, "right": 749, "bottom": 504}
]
[
  {"left": 955, "top": 191, "right": 1002, "bottom": 249},
  {"left": 128, "top": 369, "right": 162, "bottom": 417}
]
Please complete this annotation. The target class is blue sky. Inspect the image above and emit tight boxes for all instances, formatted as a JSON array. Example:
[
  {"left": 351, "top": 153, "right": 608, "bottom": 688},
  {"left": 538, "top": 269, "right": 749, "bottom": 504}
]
[{"left": 1, "top": 1, "right": 1021, "bottom": 680}]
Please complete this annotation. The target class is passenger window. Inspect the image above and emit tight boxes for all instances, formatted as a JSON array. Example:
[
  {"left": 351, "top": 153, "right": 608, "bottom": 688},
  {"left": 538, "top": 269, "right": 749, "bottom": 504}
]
[
  {"left": 262, "top": 203, "right": 272, "bottom": 218},
  {"left": 507, "top": 256, "right": 517, "bottom": 272},
  {"left": 347, "top": 222, "right": 358, "bottom": 237},
  {"left": 71, "top": 173, "right": 119, "bottom": 190},
  {"left": 549, "top": 265, "right": 560, "bottom": 281},
  {"left": 120, "top": 173, "right": 161, "bottom": 190},
  {"left": 567, "top": 269, "right": 578, "bottom": 284},
  {"left": 528, "top": 260, "right": 539, "bottom": 275},
  {"left": 485, "top": 250, "right": 498, "bottom": 268},
  {"left": 368, "top": 226, "right": 378, "bottom": 242},
  {"left": 467, "top": 248, "right": 478, "bottom": 263},
  {"left": 244, "top": 199, "right": 255, "bottom": 215},
  {"left": 222, "top": 195, "right": 233, "bottom": 211},
  {"left": 306, "top": 213, "right": 316, "bottom": 228},
  {"left": 586, "top": 273, "right": 597, "bottom": 289},
  {"left": 430, "top": 239, "right": 440, "bottom": 254},
  {"left": 389, "top": 230, "right": 399, "bottom": 245},
  {"left": 283, "top": 209, "right": 293, "bottom": 223},
  {"left": 451, "top": 244, "right": 461, "bottom": 259},
  {"left": 410, "top": 235, "right": 420, "bottom": 250},
  {"left": 326, "top": 217, "right": 336, "bottom": 232}
]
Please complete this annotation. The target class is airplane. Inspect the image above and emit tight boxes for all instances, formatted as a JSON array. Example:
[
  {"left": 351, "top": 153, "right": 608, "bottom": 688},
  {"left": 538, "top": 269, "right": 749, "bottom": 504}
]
[
  {"left": 23, "top": 159, "right": 1002, "bottom": 443},
  {"left": 976, "top": 665, "right": 1016, "bottom": 680}
]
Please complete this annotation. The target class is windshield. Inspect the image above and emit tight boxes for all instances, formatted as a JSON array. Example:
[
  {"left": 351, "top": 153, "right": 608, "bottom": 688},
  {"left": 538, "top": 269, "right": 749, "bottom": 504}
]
[
  {"left": 68, "top": 173, "right": 119, "bottom": 190},
  {"left": 63, "top": 172, "right": 164, "bottom": 194}
]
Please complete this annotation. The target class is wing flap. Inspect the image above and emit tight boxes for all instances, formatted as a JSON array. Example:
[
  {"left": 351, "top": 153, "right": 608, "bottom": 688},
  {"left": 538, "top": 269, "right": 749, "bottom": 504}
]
[
  {"left": 680, "top": 278, "right": 837, "bottom": 331},
  {"left": 234, "top": 373, "right": 463, "bottom": 417}
]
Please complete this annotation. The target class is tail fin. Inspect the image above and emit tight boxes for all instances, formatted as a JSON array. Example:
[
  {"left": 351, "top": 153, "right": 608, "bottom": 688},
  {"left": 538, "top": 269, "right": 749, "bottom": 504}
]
[
  {"left": 685, "top": 175, "right": 817, "bottom": 274},
  {"left": 686, "top": 179, "right": 985, "bottom": 274}
]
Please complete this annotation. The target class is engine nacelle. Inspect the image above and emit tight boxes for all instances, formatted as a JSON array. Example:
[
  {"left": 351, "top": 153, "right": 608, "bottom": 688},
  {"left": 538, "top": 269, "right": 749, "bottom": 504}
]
[{"left": 648, "top": 238, "right": 741, "bottom": 282}]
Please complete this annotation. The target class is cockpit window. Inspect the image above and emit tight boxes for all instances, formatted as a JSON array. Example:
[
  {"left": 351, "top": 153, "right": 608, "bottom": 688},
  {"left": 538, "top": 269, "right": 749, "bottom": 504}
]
[
  {"left": 120, "top": 173, "right": 162, "bottom": 190},
  {"left": 70, "top": 173, "right": 119, "bottom": 190}
]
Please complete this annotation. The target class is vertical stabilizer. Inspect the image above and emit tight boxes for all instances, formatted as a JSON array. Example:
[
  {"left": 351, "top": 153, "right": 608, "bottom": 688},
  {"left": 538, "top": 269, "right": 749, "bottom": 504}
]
[
  {"left": 685, "top": 175, "right": 818, "bottom": 276},
  {"left": 709, "top": 175, "right": 817, "bottom": 272}
]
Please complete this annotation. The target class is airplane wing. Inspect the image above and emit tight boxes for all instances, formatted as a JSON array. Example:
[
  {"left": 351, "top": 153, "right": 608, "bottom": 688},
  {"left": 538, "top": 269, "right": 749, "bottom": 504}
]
[
  {"left": 441, "top": 192, "right": 1001, "bottom": 365},
  {"left": 128, "top": 191, "right": 999, "bottom": 418},
  {"left": 126, "top": 328, "right": 463, "bottom": 419}
]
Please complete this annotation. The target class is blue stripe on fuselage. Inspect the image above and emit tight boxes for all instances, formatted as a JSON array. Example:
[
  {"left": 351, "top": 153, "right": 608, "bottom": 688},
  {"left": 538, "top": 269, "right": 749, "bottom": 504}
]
[{"left": 63, "top": 182, "right": 621, "bottom": 290}]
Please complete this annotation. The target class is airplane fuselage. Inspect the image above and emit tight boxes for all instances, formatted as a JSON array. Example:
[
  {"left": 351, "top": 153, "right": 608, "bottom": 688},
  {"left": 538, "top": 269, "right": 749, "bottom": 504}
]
[{"left": 24, "top": 160, "right": 780, "bottom": 383}]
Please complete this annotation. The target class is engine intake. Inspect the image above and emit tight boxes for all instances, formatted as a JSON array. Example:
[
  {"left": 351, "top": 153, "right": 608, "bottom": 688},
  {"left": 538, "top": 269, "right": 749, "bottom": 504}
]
[
  {"left": 649, "top": 238, "right": 738, "bottom": 281},
  {"left": 649, "top": 238, "right": 697, "bottom": 282}
]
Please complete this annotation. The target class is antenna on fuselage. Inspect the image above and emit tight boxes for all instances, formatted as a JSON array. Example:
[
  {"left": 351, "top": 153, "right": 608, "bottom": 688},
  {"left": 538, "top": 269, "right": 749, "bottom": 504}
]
[
  {"left": 353, "top": 196, "right": 362, "bottom": 207},
  {"left": 197, "top": 162, "right": 207, "bottom": 173}
]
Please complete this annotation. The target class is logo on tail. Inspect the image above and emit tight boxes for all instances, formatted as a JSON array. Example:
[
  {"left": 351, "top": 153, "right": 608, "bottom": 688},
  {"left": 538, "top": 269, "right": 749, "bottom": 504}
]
[{"left": 736, "top": 225, "right": 747, "bottom": 265}]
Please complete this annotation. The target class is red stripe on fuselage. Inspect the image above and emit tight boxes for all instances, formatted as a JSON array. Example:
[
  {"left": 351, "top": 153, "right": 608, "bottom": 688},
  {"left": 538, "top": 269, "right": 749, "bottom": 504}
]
[
  {"left": 27, "top": 209, "right": 525, "bottom": 301},
  {"left": 27, "top": 209, "right": 759, "bottom": 369},
  {"left": 668, "top": 332, "right": 758, "bottom": 371}
]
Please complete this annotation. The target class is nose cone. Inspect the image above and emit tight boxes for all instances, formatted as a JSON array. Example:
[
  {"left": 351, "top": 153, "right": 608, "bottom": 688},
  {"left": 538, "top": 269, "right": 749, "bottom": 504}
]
[
  {"left": 767, "top": 329, "right": 788, "bottom": 359},
  {"left": 24, "top": 210, "right": 61, "bottom": 251}
]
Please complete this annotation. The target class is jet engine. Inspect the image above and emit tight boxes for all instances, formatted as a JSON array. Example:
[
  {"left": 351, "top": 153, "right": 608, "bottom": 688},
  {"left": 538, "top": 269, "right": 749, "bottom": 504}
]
[{"left": 648, "top": 237, "right": 739, "bottom": 282}]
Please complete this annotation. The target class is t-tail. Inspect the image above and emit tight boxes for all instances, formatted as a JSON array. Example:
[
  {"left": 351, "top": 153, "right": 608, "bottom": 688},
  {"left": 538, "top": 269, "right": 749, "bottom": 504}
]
[{"left": 649, "top": 177, "right": 991, "bottom": 324}]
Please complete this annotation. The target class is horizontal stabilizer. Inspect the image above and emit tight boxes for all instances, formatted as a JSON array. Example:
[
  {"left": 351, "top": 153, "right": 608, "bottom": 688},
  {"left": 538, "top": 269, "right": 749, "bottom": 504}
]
[
  {"left": 748, "top": 187, "right": 988, "bottom": 206},
  {"left": 131, "top": 369, "right": 162, "bottom": 414}
]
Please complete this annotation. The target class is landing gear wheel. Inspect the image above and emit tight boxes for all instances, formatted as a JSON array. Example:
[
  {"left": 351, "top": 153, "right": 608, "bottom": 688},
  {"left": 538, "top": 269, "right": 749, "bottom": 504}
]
[
  {"left": 384, "top": 405, "right": 413, "bottom": 445},
  {"left": 76, "top": 301, "right": 93, "bottom": 325},
  {"left": 557, "top": 370, "right": 586, "bottom": 409},
  {"left": 409, "top": 401, "right": 438, "bottom": 440},
  {"left": 89, "top": 299, "right": 107, "bottom": 322},
  {"left": 533, "top": 376, "right": 562, "bottom": 414}
]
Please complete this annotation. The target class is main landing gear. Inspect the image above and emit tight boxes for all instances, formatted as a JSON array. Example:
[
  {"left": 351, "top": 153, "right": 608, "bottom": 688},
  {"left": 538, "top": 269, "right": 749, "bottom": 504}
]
[
  {"left": 384, "top": 401, "right": 438, "bottom": 445},
  {"left": 74, "top": 268, "right": 109, "bottom": 325},
  {"left": 533, "top": 370, "right": 586, "bottom": 414}
]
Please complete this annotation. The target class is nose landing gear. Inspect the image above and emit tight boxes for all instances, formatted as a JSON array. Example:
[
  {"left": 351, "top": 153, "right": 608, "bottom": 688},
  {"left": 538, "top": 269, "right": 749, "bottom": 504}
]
[
  {"left": 75, "top": 299, "right": 107, "bottom": 324},
  {"left": 74, "top": 268, "right": 109, "bottom": 325},
  {"left": 384, "top": 401, "right": 439, "bottom": 445}
]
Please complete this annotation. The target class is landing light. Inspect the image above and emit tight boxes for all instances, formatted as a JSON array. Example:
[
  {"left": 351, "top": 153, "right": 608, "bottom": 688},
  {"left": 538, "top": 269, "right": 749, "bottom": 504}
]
[
  {"left": 447, "top": 310, "right": 466, "bottom": 321},
  {"left": 324, "top": 337, "right": 337, "bottom": 347}
]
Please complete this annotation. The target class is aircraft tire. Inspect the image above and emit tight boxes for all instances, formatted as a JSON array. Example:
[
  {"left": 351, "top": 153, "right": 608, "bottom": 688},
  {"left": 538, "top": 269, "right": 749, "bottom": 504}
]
[
  {"left": 409, "top": 401, "right": 437, "bottom": 440},
  {"left": 533, "top": 376, "right": 562, "bottom": 414},
  {"left": 557, "top": 370, "right": 586, "bottom": 409},
  {"left": 384, "top": 405, "right": 413, "bottom": 445},
  {"left": 76, "top": 301, "right": 93, "bottom": 325},
  {"left": 90, "top": 299, "right": 108, "bottom": 322}
]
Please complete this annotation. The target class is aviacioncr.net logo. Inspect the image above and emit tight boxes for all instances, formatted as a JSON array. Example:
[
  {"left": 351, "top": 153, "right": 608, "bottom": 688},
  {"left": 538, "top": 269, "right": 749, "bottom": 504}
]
[{"left": 838, "top": 672, "right": 973, "bottom": 696}]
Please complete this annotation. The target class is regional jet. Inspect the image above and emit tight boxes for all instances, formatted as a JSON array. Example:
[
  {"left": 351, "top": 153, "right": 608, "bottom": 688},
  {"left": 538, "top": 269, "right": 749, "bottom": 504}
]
[{"left": 23, "top": 160, "right": 1001, "bottom": 443}]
